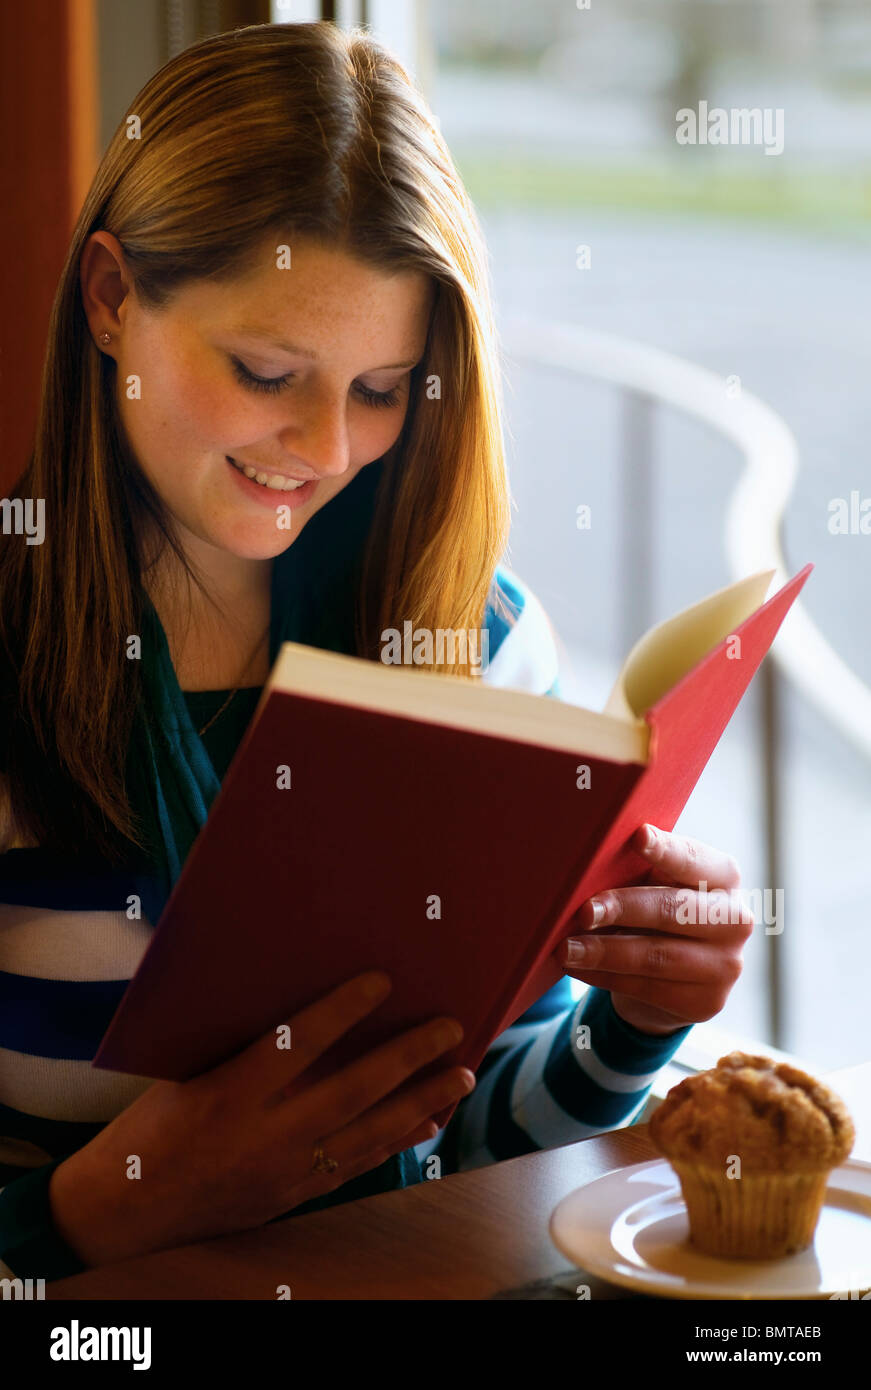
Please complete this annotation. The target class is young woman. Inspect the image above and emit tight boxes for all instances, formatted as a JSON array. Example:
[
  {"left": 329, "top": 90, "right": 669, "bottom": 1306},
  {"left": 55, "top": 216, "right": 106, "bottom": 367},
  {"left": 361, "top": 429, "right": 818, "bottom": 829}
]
[{"left": 0, "top": 22, "right": 751, "bottom": 1282}]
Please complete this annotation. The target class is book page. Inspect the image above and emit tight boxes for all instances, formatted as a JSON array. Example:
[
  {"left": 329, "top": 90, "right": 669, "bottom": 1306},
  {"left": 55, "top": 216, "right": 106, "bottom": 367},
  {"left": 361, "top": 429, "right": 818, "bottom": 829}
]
[
  {"left": 604, "top": 570, "right": 776, "bottom": 720},
  {"left": 267, "top": 642, "right": 650, "bottom": 764}
]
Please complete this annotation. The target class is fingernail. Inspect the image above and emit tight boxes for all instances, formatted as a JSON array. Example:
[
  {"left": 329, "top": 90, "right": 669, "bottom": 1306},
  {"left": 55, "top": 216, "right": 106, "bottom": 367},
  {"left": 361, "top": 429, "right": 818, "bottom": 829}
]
[
  {"left": 564, "top": 938, "right": 588, "bottom": 963},
  {"left": 589, "top": 898, "right": 606, "bottom": 925},
  {"left": 441, "top": 1021, "right": 464, "bottom": 1046},
  {"left": 362, "top": 971, "right": 390, "bottom": 999},
  {"left": 639, "top": 825, "right": 657, "bottom": 853}
]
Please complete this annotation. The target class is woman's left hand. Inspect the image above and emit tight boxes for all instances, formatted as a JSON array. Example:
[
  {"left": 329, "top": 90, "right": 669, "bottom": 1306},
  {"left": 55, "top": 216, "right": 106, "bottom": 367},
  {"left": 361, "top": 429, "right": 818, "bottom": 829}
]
[{"left": 554, "top": 824, "right": 754, "bottom": 1036}]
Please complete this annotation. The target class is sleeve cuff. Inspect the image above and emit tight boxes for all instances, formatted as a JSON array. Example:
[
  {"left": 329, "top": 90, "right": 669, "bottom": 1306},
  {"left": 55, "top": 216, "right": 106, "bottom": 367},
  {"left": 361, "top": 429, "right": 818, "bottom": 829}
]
[
  {"left": 579, "top": 987, "right": 693, "bottom": 1073},
  {"left": 0, "top": 1157, "right": 88, "bottom": 1282}
]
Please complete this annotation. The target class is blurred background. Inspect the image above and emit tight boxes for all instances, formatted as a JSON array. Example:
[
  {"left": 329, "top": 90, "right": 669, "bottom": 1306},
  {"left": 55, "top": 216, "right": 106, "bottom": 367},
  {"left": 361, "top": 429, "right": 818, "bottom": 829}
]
[{"left": 2, "top": 0, "right": 869, "bottom": 1068}]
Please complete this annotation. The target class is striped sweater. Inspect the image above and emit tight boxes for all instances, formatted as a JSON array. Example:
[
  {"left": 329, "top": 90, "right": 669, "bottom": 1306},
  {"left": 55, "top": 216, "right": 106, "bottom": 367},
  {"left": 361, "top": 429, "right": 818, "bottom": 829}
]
[{"left": 0, "top": 567, "right": 691, "bottom": 1281}]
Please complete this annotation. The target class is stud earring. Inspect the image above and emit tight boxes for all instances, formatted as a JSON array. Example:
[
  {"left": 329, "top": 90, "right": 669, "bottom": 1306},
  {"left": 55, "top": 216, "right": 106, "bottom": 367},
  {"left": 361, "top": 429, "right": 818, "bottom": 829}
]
[{"left": 99, "top": 332, "right": 111, "bottom": 345}]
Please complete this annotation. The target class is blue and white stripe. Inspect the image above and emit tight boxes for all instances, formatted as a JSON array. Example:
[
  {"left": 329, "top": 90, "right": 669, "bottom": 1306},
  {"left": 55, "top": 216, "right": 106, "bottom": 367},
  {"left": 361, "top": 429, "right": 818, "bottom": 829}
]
[{"left": 482, "top": 566, "right": 562, "bottom": 697}]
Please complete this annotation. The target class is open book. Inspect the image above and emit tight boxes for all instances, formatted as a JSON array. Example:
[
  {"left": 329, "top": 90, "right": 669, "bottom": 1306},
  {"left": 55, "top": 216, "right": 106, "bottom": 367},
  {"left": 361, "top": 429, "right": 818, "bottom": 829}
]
[{"left": 94, "top": 564, "right": 811, "bottom": 1127}]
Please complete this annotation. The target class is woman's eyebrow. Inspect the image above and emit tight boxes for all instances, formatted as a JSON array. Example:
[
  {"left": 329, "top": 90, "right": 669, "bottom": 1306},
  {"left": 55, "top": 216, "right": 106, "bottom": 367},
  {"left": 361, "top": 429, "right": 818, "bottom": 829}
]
[{"left": 227, "top": 326, "right": 420, "bottom": 370}]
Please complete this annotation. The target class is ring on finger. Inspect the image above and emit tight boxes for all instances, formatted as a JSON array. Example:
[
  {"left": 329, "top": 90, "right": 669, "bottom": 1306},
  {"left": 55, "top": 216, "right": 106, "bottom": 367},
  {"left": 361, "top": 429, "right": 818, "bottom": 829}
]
[{"left": 311, "top": 1143, "right": 339, "bottom": 1175}]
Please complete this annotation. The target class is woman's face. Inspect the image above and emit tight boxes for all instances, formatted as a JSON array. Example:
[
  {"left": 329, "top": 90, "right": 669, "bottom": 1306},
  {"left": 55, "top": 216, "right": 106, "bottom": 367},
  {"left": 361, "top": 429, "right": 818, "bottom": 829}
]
[{"left": 80, "top": 232, "right": 434, "bottom": 568}]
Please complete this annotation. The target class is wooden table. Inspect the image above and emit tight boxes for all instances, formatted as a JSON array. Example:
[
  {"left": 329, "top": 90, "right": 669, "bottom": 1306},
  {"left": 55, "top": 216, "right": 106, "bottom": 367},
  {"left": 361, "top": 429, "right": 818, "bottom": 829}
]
[{"left": 48, "top": 1062, "right": 870, "bottom": 1301}]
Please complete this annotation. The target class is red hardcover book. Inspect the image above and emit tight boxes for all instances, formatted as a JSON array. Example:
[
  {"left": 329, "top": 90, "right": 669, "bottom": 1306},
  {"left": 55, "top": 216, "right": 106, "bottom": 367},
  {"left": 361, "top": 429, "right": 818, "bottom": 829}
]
[{"left": 94, "top": 564, "right": 811, "bottom": 1129}]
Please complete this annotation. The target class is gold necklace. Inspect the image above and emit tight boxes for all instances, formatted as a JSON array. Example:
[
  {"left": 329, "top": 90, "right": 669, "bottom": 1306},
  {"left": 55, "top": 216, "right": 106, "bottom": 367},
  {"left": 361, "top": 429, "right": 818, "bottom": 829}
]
[{"left": 196, "top": 621, "right": 270, "bottom": 738}]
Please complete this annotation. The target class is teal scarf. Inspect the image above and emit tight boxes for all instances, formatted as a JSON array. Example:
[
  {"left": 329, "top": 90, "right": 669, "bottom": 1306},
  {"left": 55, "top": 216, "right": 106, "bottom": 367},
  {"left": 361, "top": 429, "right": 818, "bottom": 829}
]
[{"left": 124, "top": 457, "right": 422, "bottom": 1207}]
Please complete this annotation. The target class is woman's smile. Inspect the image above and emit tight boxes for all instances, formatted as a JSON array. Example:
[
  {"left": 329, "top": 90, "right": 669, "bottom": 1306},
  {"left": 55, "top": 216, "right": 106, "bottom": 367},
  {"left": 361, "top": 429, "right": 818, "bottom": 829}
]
[{"left": 226, "top": 455, "right": 318, "bottom": 507}]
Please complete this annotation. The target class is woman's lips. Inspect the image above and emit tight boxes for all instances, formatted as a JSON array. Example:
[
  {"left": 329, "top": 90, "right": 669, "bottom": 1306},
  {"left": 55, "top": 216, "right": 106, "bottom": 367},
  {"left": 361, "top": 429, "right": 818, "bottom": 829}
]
[{"left": 226, "top": 456, "right": 317, "bottom": 509}]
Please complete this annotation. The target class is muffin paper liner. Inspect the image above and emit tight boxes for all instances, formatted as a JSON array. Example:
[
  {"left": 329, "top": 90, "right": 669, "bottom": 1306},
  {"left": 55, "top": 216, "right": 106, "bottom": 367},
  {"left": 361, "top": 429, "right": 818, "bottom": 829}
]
[{"left": 670, "top": 1162, "right": 830, "bottom": 1259}]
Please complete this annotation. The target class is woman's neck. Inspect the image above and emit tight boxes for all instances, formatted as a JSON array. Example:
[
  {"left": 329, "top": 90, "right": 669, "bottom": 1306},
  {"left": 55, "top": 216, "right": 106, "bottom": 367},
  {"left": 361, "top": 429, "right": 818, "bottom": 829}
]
[{"left": 142, "top": 535, "right": 275, "bottom": 691}]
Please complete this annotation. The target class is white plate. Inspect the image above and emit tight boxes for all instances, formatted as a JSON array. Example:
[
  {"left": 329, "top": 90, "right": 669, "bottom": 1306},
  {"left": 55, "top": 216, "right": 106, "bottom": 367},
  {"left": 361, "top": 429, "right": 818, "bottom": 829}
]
[{"left": 549, "top": 1158, "right": 871, "bottom": 1300}]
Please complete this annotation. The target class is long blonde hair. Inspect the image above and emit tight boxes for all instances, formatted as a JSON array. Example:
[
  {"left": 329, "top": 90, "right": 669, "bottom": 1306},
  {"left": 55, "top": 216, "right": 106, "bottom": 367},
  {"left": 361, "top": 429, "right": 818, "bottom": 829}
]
[{"left": 0, "top": 21, "right": 511, "bottom": 861}]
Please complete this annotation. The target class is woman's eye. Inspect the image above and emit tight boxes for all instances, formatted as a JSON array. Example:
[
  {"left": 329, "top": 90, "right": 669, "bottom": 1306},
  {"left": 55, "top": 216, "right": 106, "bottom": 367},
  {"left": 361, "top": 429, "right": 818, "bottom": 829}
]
[
  {"left": 230, "top": 355, "right": 403, "bottom": 408},
  {"left": 353, "top": 381, "right": 403, "bottom": 410},
  {"left": 230, "top": 357, "right": 292, "bottom": 395}
]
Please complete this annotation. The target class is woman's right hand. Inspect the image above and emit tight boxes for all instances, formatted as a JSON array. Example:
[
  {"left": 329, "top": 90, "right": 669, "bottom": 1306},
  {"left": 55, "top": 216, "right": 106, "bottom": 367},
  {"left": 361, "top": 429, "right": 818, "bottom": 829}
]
[{"left": 48, "top": 970, "right": 474, "bottom": 1268}]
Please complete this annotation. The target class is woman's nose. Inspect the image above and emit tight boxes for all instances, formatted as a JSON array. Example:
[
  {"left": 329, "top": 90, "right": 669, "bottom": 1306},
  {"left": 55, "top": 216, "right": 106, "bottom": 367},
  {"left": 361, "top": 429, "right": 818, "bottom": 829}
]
[{"left": 276, "top": 392, "right": 352, "bottom": 479}]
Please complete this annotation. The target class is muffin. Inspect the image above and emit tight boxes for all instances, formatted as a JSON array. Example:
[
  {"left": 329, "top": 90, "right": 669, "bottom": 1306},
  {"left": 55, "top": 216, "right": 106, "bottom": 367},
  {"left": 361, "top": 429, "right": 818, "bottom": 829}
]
[{"left": 649, "top": 1052, "right": 855, "bottom": 1258}]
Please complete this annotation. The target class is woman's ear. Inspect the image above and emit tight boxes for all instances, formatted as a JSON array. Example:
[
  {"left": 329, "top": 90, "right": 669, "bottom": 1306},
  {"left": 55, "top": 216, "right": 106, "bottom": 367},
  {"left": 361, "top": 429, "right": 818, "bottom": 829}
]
[{"left": 79, "top": 231, "right": 131, "bottom": 350}]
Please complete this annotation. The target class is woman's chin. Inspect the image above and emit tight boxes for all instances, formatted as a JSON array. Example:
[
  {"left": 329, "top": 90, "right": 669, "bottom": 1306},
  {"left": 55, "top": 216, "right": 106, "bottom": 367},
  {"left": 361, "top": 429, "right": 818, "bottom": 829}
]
[{"left": 210, "top": 524, "right": 301, "bottom": 561}]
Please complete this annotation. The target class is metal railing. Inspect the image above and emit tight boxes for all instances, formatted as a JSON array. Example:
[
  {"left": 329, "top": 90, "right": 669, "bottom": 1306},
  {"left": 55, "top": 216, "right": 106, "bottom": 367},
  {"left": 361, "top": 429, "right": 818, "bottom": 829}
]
[{"left": 501, "top": 316, "right": 871, "bottom": 1047}]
